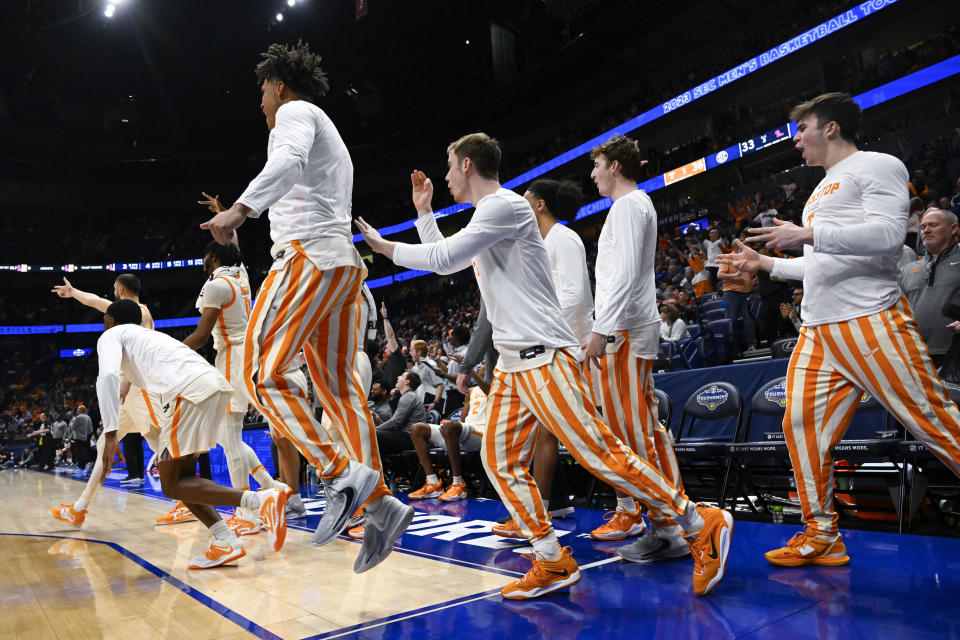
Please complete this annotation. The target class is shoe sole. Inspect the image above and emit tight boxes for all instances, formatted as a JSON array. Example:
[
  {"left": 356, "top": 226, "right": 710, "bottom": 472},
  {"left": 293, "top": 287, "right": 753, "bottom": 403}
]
[
  {"left": 188, "top": 546, "right": 246, "bottom": 570},
  {"left": 765, "top": 553, "right": 850, "bottom": 567},
  {"left": 590, "top": 525, "right": 646, "bottom": 541},
  {"left": 492, "top": 529, "right": 525, "bottom": 539},
  {"left": 48, "top": 511, "right": 83, "bottom": 528},
  {"left": 698, "top": 510, "right": 733, "bottom": 596},
  {"left": 438, "top": 493, "right": 465, "bottom": 502},
  {"left": 550, "top": 507, "right": 575, "bottom": 518},
  {"left": 408, "top": 492, "right": 443, "bottom": 500},
  {"left": 618, "top": 543, "right": 691, "bottom": 564},
  {"left": 501, "top": 570, "right": 583, "bottom": 600},
  {"left": 154, "top": 517, "right": 197, "bottom": 526},
  {"left": 353, "top": 501, "right": 415, "bottom": 574}
]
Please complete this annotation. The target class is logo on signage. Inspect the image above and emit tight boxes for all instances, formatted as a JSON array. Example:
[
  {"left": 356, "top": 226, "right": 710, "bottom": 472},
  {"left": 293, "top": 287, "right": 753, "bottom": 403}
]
[
  {"left": 715, "top": 150, "right": 728, "bottom": 164},
  {"left": 764, "top": 381, "right": 787, "bottom": 408},
  {"left": 696, "top": 385, "right": 729, "bottom": 411}
]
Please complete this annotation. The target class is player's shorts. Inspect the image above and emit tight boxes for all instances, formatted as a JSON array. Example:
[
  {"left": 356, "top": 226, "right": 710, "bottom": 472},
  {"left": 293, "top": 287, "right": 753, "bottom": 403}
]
[
  {"left": 426, "top": 422, "right": 483, "bottom": 453},
  {"left": 118, "top": 386, "right": 164, "bottom": 437},
  {"left": 159, "top": 372, "right": 233, "bottom": 459},
  {"left": 216, "top": 344, "right": 249, "bottom": 414}
]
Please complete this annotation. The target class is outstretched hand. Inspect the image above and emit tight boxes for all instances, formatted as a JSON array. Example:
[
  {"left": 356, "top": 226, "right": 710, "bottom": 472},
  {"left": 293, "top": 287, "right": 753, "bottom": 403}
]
[
  {"left": 355, "top": 217, "right": 396, "bottom": 259},
  {"left": 411, "top": 170, "right": 434, "bottom": 217},
  {"left": 198, "top": 192, "right": 225, "bottom": 214},
  {"left": 200, "top": 204, "right": 248, "bottom": 244},
  {"left": 715, "top": 240, "right": 767, "bottom": 274},
  {"left": 52, "top": 277, "right": 75, "bottom": 298},
  {"left": 745, "top": 218, "right": 813, "bottom": 251}
]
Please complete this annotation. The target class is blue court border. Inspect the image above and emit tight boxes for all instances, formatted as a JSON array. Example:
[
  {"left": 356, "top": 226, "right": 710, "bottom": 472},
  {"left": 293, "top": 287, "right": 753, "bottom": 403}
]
[{"left": 0, "top": 531, "right": 283, "bottom": 640}]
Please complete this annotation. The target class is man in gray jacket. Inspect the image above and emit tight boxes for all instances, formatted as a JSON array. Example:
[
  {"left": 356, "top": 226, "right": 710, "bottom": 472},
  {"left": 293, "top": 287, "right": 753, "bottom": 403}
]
[{"left": 376, "top": 371, "right": 426, "bottom": 458}]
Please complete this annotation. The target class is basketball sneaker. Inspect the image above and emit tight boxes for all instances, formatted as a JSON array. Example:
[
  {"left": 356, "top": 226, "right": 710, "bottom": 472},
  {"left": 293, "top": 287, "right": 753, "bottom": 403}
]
[
  {"left": 617, "top": 524, "right": 690, "bottom": 563},
  {"left": 347, "top": 507, "right": 365, "bottom": 529},
  {"left": 764, "top": 530, "right": 850, "bottom": 567},
  {"left": 48, "top": 504, "right": 86, "bottom": 528},
  {"left": 685, "top": 504, "right": 734, "bottom": 596},
  {"left": 492, "top": 519, "right": 525, "bottom": 539},
  {"left": 501, "top": 547, "right": 581, "bottom": 600},
  {"left": 438, "top": 481, "right": 466, "bottom": 502},
  {"left": 312, "top": 460, "right": 379, "bottom": 547},
  {"left": 408, "top": 480, "right": 444, "bottom": 500},
  {"left": 354, "top": 495, "right": 415, "bottom": 574},
  {"left": 187, "top": 537, "right": 245, "bottom": 570},
  {"left": 590, "top": 507, "right": 646, "bottom": 540},
  {"left": 155, "top": 501, "right": 197, "bottom": 525},
  {"left": 347, "top": 525, "right": 364, "bottom": 539},
  {"left": 259, "top": 486, "right": 292, "bottom": 552},
  {"left": 226, "top": 508, "right": 261, "bottom": 537}
]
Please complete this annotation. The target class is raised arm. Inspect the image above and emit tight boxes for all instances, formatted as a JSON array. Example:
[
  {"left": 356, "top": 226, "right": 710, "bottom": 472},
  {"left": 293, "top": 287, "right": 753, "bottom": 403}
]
[
  {"left": 51, "top": 278, "right": 111, "bottom": 313},
  {"left": 381, "top": 301, "right": 398, "bottom": 354}
]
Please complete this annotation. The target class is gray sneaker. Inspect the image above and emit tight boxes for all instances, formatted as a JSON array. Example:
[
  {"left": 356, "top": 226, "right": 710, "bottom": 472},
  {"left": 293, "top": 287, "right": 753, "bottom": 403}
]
[
  {"left": 353, "top": 495, "right": 415, "bottom": 574},
  {"left": 617, "top": 525, "right": 691, "bottom": 563},
  {"left": 311, "top": 461, "right": 379, "bottom": 546}
]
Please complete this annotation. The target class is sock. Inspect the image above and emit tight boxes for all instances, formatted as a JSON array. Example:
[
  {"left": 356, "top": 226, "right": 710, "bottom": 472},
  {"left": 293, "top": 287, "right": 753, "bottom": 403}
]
[
  {"left": 617, "top": 497, "right": 636, "bottom": 513},
  {"left": 676, "top": 502, "right": 705, "bottom": 536},
  {"left": 210, "top": 520, "right": 235, "bottom": 542},
  {"left": 288, "top": 493, "right": 303, "bottom": 509},
  {"left": 252, "top": 466, "right": 276, "bottom": 490},
  {"left": 453, "top": 476, "right": 463, "bottom": 485},
  {"left": 532, "top": 531, "right": 562, "bottom": 561},
  {"left": 73, "top": 497, "right": 88, "bottom": 512},
  {"left": 240, "top": 490, "right": 261, "bottom": 512},
  {"left": 542, "top": 499, "right": 550, "bottom": 512},
  {"left": 426, "top": 474, "right": 439, "bottom": 485}
]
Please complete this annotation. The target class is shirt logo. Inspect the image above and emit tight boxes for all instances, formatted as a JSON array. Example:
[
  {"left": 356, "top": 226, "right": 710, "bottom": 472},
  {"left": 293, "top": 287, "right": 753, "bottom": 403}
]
[{"left": 862, "top": 347, "right": 880, "bottom": 359}]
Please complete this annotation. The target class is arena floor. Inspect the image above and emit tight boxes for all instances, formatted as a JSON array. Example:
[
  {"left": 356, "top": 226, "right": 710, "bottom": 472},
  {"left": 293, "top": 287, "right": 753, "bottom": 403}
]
[{"left": 3, "top": 466, "right": 958, "bottom": 639}]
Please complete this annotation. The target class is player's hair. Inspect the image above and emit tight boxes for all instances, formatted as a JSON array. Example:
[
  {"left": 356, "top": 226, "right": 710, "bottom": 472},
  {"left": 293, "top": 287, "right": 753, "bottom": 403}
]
[
  {"left": 106, "top": 299, "right": 142, "bottom": 326},
  {"left": 411, "top": 339, "right": 428, "bottom": 357},
  {"left": 789, "top": 92, "right": 861, "bottom": 143},
  {"left": 204, "top": 240, "right": 244, "bottom": 268},
  {"left": 526, "top": 179, "right": 585, "bottom": 223},
  {"left": 452, "top": 326, "right": 471, "bottom": 346},
  {"left": 590, "top": 135, "right": 644, "bottom": 182},
  {"left": 447, "top": 133, "right": 501, "bottom": 180},
  {"left": 114, "top": 273, "right": 141, "bottom": 296},
  {"left": 255, "top": 40, "right": 330, "bottom": 101},
  {"left": 404, "top": 370, "right": 421, "bottom": 391}
]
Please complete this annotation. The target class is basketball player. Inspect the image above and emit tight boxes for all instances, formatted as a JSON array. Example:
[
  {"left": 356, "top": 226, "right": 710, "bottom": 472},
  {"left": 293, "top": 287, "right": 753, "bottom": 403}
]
[
  {"left": 716, "top": 92, "right": 960, "bottom": 566},
  {"left": 182, "top": 219, "right": 279, "bottom": 536},
  {"left": 94, "top": 299, "right": 290, "bottom": 568},
  {"left": 49, "top": 274, "right": 169, "bottom": 527},
  {"left": 199, "top": 41, "right": 412, "bottom": 573},
  {"left": 356, "top": 132, "right": 733, "bottom": 598},
  {"left": 584, "top": 135, "right": 688, "bottom": 560}
]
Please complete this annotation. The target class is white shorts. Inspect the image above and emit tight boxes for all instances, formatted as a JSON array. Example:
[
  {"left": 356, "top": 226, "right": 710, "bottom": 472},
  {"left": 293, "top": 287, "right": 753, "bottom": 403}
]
[
  {"left": 427, "top": 422, "right": 482, "bottom": 453},
  {"left": 118, "top": 386, "right": 164, "bottom": 437},
  {"left": 159, "top": 372, "right": 232, "bottom": 459},
  {"left": 216, "top": 344, "right": 249, "bottom": 414}
]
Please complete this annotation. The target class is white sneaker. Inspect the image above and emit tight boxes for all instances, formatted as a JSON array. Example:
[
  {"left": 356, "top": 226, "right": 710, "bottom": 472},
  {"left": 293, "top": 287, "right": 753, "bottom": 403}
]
[
  {"left": 617, "top": 524, "right": 691, "bottom": 563},
  {"left": 188, "top": 537, "right": 245, "bottom": 569},
  {"left": 312, "top": 461, "right": 380, "bottom": 547},
  {"left": 258, "top": 486, "right": 292, "bottom": 552},
  {"left": 226, "top": 508, "right": 261, "bottom": 536},
  {"left": 354, "top": 494, "right": 415, "bottom": 574}
]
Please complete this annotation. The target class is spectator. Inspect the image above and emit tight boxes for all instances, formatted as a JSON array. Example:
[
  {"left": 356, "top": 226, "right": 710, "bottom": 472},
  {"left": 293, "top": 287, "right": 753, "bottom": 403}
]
[
  {"left": 68, "top": 406, "right": 94, "bottom": 469},
  {"left": 368, "top": 381, "right": 393, "bottom": 425},
  {"left": 376, "top": 371, "right": 426, "bottom": 459},
  {"left": 900, "top": 209, "right": 960, "bottom": 368},
  {"left": 410, "top": 340, "right": 445, "bottom": 415},
  {"left": 718, "top": 261, "right": 758, "bottom": 354},
  {"left": 906, "top": 196, "right": 924, "bottom": 252},
  {"left": 51, "top": 412, "right": 67, "bottom": 462},
  {"left": 779, "top": 287, "right": 804, "bottom": 336},
  {"left": 27, "top": 412, "right": 54, "bottom": 470},
  {"left": 702, "top": 229, "right": 726, "bottom": 282},
  {"left": 950, "top": 177, "right": 960, "bottom": 213},
  {"left": 754, "top": 201, "right": 778, "bottom": 227},
  {"left": 659, "top": 304, "right": 690, "bottom": 342},
  {"left": 757, "top": 248, "right": 794, "bottom": 345}
]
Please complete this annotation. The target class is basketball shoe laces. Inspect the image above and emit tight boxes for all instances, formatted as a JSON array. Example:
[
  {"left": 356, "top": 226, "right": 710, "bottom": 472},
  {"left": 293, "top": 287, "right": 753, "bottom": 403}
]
[{"left": 516, "top": 553, "right": 550, "bottom": 587}]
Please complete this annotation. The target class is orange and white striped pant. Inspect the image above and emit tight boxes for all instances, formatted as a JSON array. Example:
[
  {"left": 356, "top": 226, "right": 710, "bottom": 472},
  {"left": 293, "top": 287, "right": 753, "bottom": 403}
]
[
  {"left": 593, "top": 331, "right": 682, "bottom": 525},
  {"left": 243, "top": 249, "right": 389, "bottom": 502},
  {"left": 783, "top": 298, "right": 960, "bottom": 535},
  {"left": 483, "top": 348, "right": 691, "bottom": 541}
]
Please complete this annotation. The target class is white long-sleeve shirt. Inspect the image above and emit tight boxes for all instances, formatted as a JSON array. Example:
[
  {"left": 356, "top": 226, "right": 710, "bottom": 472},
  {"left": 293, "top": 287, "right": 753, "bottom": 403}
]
[
  {"left": 770, "top": 151, "right": 909, "bottom": 326},
  {"left": 593, "top": 190, "right": 660, "bottom": 336},
  {"left": 236, "top": 100, "right": 359, "bottom": 270},
  {"left": 96, "top": 324, "right": 228, "bottom": 433},
  {"left": 393, "top": 188, "right": 579, "bottom": 372},
  {"left": 544, "top": 223, "right": 594, "bottom": 344}
]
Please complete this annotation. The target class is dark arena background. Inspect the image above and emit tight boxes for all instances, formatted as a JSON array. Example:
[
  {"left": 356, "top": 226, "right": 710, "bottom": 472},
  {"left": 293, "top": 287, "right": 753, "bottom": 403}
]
[{"left": 2, "top": 1, "right": 960, "bottom": 638}]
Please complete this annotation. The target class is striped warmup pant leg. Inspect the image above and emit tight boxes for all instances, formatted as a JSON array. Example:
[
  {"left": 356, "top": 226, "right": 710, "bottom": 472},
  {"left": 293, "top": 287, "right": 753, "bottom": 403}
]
[
  {"left": 482, "top": 348, "right": 691, "bottom": 541},
  {"left": 243, "top": 252, "right": 390, "bottom": 502},
  {"left": 783, "top": 298, "right": 960, "bottom": 535}
]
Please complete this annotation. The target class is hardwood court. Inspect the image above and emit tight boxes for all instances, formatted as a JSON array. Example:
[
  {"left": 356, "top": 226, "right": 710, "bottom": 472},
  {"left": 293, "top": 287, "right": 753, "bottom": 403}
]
[{"left": 0, "top": 469, "right": 509, "bottom": 640}]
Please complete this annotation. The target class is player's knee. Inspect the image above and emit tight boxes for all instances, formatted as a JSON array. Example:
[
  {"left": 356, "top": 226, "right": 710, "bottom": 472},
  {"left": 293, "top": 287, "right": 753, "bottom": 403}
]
[
  {"left": 441, "top": 421, "right": 462, "bottom": 438},
  {"left": 410, "top": 423, "right": 430, "bottom": 440}
]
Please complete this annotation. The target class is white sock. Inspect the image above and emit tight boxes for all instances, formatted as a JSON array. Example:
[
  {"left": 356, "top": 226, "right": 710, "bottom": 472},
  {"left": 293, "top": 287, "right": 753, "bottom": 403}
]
[
  {"left": 210, "top": 520, "right": 235, "bottom": 542},
  {"left": 617, "top": 497, "right": 636, "bottom": 513},
  {"left": 676, "top": 502, "right": 705, "bottom": 536},
  {"left": 532, "top": 531, "right": 562, "bottom": 561},
  {"left": 542, "top": 499, "right": 550, "bottom": 511},
  {"left": 252, "top": 466, "right": 276, "bottom": 490},
  {"left": 73, "top": 497, "right": 88, "bottom": 512},
  {"left": 453, "top": 476, "right": 463, "bottom": 485},
  {"left": 426, "top": 474, "right": 439, "bottom": 485},
  {"left": 288, "top": 493, "right": 303, "bottom": 508},
  {"left": 240, "top": 490, "right": 261, "bottom": 512}
]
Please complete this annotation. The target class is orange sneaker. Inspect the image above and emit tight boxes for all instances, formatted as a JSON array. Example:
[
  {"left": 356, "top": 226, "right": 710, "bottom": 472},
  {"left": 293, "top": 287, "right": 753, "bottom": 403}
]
[
  {"left": 48, "top": 505, "right": 86, "bottom": 528},
  {"left": 764, "top": 530, "right": 850, "bottom": 567},
  {"left": 686, "top": 504, "right": 734, "bottom": 596},
  {"left": 501, "top": 547, "right": 582, "bottom": 600},
  {"left": 589, "top": 507, "right": 646, "bottom": 540},
  {"left": 226, "top": 509, "right": 261, "bottom": 536},
  {"left": 187, "top": 537, "right": 245, "bottom": 569},
  {"left": 408, "top": 480, "right": 444, "bottom": 500},
  {"left": 155, "top": 501, "right": 197, "bottom": 526},
  {"left": 438, "top": 481, "right": 466, "bottom": 502},
  {"left": 492, "top": 518, "right": 525, "bottom": 539},
  {"left": 347, "top": 525, "right": 364, "bottom": 539}
]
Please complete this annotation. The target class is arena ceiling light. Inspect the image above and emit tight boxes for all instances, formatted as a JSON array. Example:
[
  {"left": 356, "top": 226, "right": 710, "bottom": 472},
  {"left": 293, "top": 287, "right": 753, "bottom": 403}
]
[{"left": 103, "top": 0, "right": 125, "bottom": 19}]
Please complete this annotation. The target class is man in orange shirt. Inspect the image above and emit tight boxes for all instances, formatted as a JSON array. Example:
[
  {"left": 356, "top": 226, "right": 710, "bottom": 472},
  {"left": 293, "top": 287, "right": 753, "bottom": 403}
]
[{"left": 718, "top": 260, "right": 757, "bottom": 353}]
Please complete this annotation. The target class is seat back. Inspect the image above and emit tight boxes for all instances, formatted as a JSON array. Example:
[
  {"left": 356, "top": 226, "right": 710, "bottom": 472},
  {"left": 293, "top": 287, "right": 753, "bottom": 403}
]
[
  {"left": 654, "top": 388, "right": 672, "bottom": 426},
  {"left": 703, "top": 308, "right": 726, "bottom": 323},
  {"left": 686, "top": 323, "right": 701, "bottom": 337},
  {"left": 678, "top": 382, "right": 744, "bottom": 441},
  {"left": 770, "top": 337, "right": 799, "bottom": 359},
  {"left": 700, "top": 300, "right": 723, "bottom": 315},
  {"left": 742, "top": 377, "right": 788, "bottom": 442}
]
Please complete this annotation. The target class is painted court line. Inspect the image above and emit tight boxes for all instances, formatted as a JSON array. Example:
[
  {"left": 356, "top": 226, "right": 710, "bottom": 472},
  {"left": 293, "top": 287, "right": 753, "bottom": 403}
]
[{"left": 0, "top": 532, "right": 281, "bottom": 640}]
